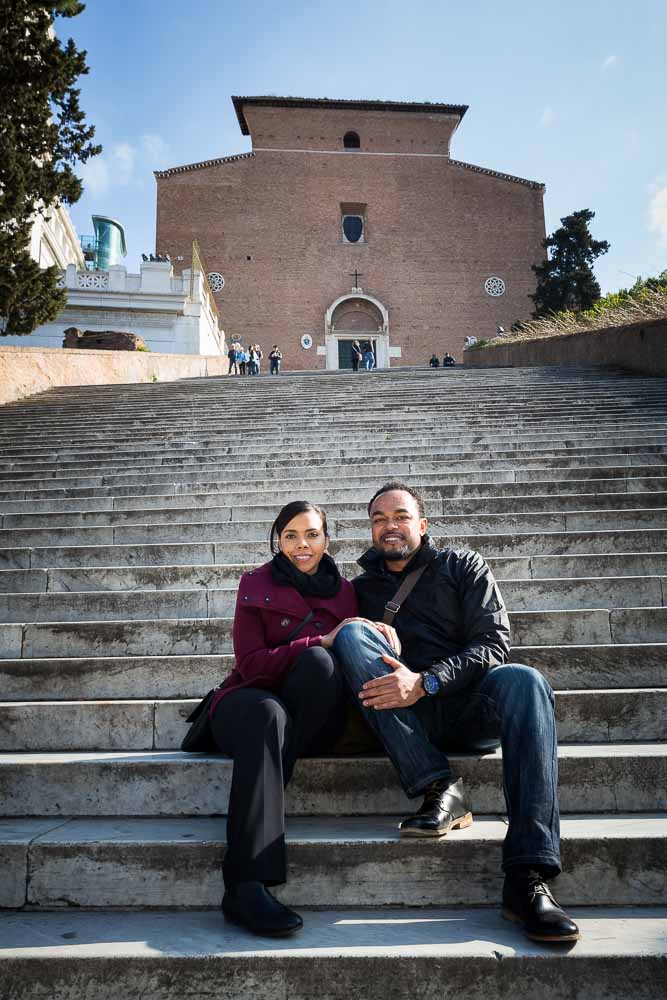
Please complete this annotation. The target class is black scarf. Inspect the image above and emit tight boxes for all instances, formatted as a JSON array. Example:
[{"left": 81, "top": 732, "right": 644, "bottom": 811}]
[{"left": 271, "top": 551, "right": 342, "bottom": 599}]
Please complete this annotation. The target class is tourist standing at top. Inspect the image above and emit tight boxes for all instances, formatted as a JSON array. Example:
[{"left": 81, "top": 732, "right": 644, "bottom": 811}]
[
  {"left": 443, "top": 352, "right": 456, "bottom": 367},
  {"left": 227, "top": 343, "right": 239, "bottom": 376},
  {"left": 351, "top": 340, "right": 362, "bottom": 372},
  {"left": 363, "top": 342, "right": 375, "bottom": 370},
  {"left": 269, "top": 345, "right": 283, "bottom": 375},
  {"left": 429, "top": 354, "right": 440, "bottom": 368}
]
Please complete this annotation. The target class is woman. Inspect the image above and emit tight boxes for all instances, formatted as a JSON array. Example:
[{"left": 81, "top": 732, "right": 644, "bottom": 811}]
[
  {"left": 351, "top": 340, "right": 362, "bottom": 372},
  {"left": 208, "top": 501, "right": 359, "bottom": 937}
]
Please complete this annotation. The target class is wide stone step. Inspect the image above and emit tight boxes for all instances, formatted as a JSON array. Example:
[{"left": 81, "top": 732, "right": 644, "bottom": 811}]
[
  {"left": 2, "top": 607, "right": 666, "bottom": 658},
  {"left": 0, "top": 687, "right": 662, "bottom": 751},
  {"left": 1, "top": 463, "right": 662, "bottom": 503},
  {"left": 0, "top": 746, "right": 664, "bottom": 816},
  {"left": 1, "top": 906, "right": 665, "bottom": 1000},
  {"left": 2, "top": 429, "right": 665, "bottom": 473},
  {"left": 1, "top": 507, "right": 666, "bottom": 549},
  {"left": 4, "top": 489, "right": 667, "bottom": 531},
  {"left": 0, "top": 451, "right": 664, "bottom": 495},
  {"left": 1, "top": 814, "right": 663, "bottom": 910},
  {"left": 1, "top": 575, "right": 666, "bottom": 622},
  {"left": 3, "top": 553, "right": 667, "bottom": 594},
  {"left": 2, "top": 441, "right": 666, "bottom": 483},
  {"left": 4, "top": 473, "right": 667, "bottom": 516},
  {"left": 0, "top": 645, "right": 663, "bottom": 701},
  {"left": 3, "top": 528, "right": 667, "bottom": 574}
]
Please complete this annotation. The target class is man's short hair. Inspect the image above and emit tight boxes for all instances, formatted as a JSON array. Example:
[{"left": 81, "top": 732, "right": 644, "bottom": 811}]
[{"left": 367, "top": 482, "right": 426, "bottom": 517}]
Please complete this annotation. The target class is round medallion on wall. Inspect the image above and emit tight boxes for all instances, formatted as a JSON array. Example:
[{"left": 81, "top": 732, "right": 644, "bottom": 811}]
[
  {"left": 207, "top": 272, "right": 225, "bottom": 292},
  {"left": 484, "top": 276, "right": 506, "bottom": 297},
  {"left": 301, "top": 334, "right": 313, "bottom": 349}
]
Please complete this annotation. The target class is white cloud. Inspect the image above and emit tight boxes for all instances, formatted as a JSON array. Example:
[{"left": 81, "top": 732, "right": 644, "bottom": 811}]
[
  {"left": 539, "top": 106, "right": 555, "bottom": 128},
  {"left": 79, "top": 135, "right": 168, "bottom": 196},
  {"left": 602, "top": 54, "right": 618, "bottom": 71},
  {"left": 648, "top": 182, "right": 667, "bottom": 244}
]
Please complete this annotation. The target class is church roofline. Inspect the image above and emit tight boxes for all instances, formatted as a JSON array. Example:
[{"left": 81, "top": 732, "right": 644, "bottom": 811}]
[
  {"left": 232, "top": 95, "right": 468, "bottom": 135},
  {"left": 154, "top": 151, "right": 255, "bottom": 179},
  {"left": 449, "top": 158, "right": 545, "bottom": 191}
]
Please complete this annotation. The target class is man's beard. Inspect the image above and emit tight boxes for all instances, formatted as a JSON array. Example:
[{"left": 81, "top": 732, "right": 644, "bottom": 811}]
[{"left": 376, "top": 540, "right": 419, "bottom": 562}]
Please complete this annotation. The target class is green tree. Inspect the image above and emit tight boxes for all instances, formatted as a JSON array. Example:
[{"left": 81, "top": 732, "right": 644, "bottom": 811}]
[
  {"left": 0, "top": 1, "right": 101, "bottom": 335},
  {"left": 531, "top": 209, "right": 610, "bottom": 318}
]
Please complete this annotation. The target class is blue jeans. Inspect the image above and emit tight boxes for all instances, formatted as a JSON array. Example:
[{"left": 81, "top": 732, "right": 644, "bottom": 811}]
[{"left": 333, "top": 622, "right": 561, "bottom": 874}]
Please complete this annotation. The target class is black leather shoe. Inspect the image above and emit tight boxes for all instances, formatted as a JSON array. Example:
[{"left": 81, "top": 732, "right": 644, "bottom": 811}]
[
  {"left": 503, "top": 874, "right": 580, "bottom": 942},
  {"left": 222, "top": 881, "right": 303, "bottom": 937},
  {"left": 399, "top": 777, "right": 473, "bottom": 837}
]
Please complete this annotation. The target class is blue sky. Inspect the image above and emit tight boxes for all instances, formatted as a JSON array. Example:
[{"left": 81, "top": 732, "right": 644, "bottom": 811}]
[{"left": 59, "top": 0, "right": 666, "bottom": 295}]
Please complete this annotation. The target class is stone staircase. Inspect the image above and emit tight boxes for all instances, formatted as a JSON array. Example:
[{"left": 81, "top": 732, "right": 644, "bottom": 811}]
[{"left": 0, "top": 365, "right": 665, "bottom": 999}]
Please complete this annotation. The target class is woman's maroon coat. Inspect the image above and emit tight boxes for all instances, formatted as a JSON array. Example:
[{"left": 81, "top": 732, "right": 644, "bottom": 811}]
[{"left": 209, "top": 561, "right": 358, "bottom": 714}]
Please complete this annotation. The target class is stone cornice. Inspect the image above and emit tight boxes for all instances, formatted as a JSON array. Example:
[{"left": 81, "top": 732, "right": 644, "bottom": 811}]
[
  {"left": 232, "top": 95, "right": 468, "bottom": 134},
  {"left": 154, "top": 151, "right": 255, "bottom": 179},
  {"left": 449, "top": 158, "right": 545, "bottom": 190}
]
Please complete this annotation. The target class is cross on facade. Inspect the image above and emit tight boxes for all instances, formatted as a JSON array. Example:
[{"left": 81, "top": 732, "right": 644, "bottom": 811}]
[{"left": 349, "top": 269, "right": 363, "bottom": 288}]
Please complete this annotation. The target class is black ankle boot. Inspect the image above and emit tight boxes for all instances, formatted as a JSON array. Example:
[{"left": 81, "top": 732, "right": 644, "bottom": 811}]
[
  {"left": 222, "top": 881, "right": 303, "bottom": 936},
  {"left": 503, "top": 870, "right": 580, "bottom": 943},
  {"left": 398, "top": 777, "right": 473, "bottom": 837}
]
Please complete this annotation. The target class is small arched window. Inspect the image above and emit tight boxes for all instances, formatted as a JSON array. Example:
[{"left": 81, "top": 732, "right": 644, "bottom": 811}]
[{"left": 343, "top": 131, "right": 360, "bottom": 149}]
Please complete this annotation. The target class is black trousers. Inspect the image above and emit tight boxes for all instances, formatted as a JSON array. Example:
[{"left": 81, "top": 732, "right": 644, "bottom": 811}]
[{"left": 210, "top": 646, "right": 345, "bottom": 889}]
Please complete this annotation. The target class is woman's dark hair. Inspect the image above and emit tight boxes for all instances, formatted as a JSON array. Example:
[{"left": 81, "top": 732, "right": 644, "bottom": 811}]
[{"left": 270, "top": 501, "right": 329, "bottom": 554}]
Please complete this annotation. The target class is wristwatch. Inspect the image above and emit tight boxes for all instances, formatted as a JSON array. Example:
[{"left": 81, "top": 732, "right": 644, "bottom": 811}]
[{"left": 421, "top": 670, "right": 441, "bottom": 697}]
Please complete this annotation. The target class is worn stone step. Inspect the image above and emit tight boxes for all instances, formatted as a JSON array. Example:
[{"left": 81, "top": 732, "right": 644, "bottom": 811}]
[
  {"left": 3, "top": 429, "right": 665, "bottom": 474},
  {"left": 4, "top": 489, "right": 667, "bottom": 531},
  {"left": 2, "top": 506, "right": 666, "bottom": 549},
  {"left": 4, "top": 474, "right": 667, "bottom": 516},
  {"left": 3, "top": 441, "right": 666, "bottom": 485},
  {"left": 3, "top": 529, "right": 667, "bottom": 575},
  {"left": 3, "top": 553, "right": 667, "bottom": 594},
  {"left": 1, "top": 463, "right": 663, "bottom": 503},
  {"left": 1, "top": 906, "right": 665, "bottom": 1000},
  {"left": 0, "top": 450, "right": 665, "bottom": 495},
  {"left": 0, "top": 644, "right": 663, "bottom": 701},
  {"left": 0, "top": 814, "right": 663, "bottom": 910},
  {"left": 3, "top": 606, "right": 664, "bottom": 658},
  {"left": 0, "top": 687, "right": 662, "bottom": 752},
  {"left": 1, "top": 575, "right": 666, "bottom": 623},
  {"left": 0, "top": 745, "right": 664, "bottom": 817}
]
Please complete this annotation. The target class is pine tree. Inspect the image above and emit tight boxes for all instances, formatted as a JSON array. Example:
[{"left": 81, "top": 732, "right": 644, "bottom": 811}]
[
  {"left": 0, "top": 1, "right": 101, "bottom": 335},
  {"left": 531, "top": 209, "right": 610, "bottom": 318}
]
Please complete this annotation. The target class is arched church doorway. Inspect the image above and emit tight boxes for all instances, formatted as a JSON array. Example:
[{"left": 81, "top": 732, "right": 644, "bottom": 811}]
[{"left": 324, "top": 293, "right": 390, "bottom": 369}]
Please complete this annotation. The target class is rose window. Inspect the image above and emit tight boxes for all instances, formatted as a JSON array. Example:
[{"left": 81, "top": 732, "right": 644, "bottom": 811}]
[
  {"left": 484, "top": 276, "right": 506, "bottom": 297},
  {"left": 207, "top": 272, "right": 225, "bottom": 292}
]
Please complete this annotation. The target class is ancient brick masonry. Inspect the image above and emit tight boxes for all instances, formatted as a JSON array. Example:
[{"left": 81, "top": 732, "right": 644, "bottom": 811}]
[{"left": 155, "top": 96, "right": 546, "bottom": 369}]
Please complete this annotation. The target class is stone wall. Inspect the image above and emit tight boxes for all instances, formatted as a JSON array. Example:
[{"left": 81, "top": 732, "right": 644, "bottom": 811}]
[
  {"left": 462, "top": 318, "right": 667, "bottom": 376},
  {"left": 0, "top": 346, "right": 227, "bottom": 407}
]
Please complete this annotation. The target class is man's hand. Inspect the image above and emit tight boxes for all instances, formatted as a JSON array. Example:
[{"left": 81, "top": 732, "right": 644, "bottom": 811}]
[{"left": 359, "top": 653, "right": 425, "bottom": 710}]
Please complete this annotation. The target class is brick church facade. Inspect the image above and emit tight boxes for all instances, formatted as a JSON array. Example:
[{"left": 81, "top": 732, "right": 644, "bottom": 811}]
[{"left": 155, "top": 96, "right": 546, "bottom": 369}]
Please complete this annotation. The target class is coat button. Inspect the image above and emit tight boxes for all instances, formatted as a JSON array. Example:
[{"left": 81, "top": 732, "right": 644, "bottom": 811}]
[
  {"left": 281, "top": 618, "right": 291, "bottom": 627},
  {"left": 243, "top": 595, "right": 249, "bottom": 601},
  {"left": 264, "top": 596, "right": 270, "bottom": 602}
]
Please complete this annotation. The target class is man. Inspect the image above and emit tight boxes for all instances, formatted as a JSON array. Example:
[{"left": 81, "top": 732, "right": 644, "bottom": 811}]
[
  {"left": 442, "top": 352, "right": 456, "bottom": 367},
  {"left": 333, "top": 482, "right": 579, "bottom": 943},
  {"left": 269, "top": 345, "right": 282, "bottom": 375}
]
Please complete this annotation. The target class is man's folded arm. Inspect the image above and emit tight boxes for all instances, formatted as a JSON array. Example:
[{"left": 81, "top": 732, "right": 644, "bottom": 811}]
[{"left": 428, "top": 551, "right": 511, "bottom": 695}]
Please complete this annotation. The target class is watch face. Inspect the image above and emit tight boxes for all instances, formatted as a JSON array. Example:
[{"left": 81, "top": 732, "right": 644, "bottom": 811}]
[{"left": 423, "top": 673, "right": 439, "bottom": 696}]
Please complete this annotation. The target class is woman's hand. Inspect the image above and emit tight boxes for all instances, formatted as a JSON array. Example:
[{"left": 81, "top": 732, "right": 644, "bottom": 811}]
[{"left": 320, "top": 616, "right": 368, "bottom": 649}]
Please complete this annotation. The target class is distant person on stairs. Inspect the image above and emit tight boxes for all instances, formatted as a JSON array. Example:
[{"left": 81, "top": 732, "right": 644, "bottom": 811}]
[
  {"left": 363, "top": 342, "right": 375, "bottom": 370},
  {"left": 269, "top": 345, "right": 283, "bottom": 375},
  {"left": 442, "top": 352, "right": 456, "bottom": 367},
  {"left": 351, "top": 340, "right": 363, "bottom": 372},
  {"left": 429, "top": 354, "right": 440, "bottom": 368},
  {"left": 206, "top": 501, "right": 393, "bottom": 937},
  {"left": 332, "top": 482, "right": 580, "bottom": 945},
  {"left": 227, "top": 343, "right": 239, "bottom": 376}
]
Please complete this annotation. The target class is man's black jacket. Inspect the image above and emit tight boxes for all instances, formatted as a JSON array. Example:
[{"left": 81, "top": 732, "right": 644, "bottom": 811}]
[{"left": 353, "top": 536, "right": 511, "bottom": 696}]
